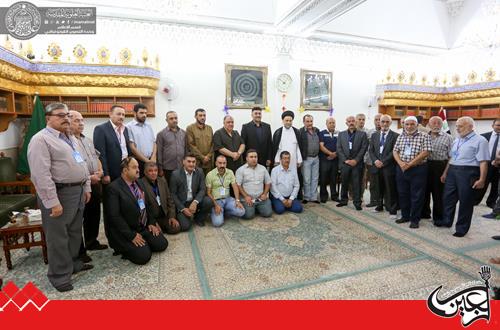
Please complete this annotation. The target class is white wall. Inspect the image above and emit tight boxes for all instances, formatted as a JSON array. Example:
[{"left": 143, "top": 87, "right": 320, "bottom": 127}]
[{"left": 0, "top": 18, "right": 496, "bottom": 152}]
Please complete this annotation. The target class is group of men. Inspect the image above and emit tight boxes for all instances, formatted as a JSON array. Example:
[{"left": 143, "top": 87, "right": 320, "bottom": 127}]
[{"left": 27, "top": 101, "right": 500, "bottom": 292}]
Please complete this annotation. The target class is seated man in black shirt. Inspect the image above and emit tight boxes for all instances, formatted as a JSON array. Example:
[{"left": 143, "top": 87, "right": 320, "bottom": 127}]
[
  {"left": 107, "top": 157, "right": 168, "bottom": 265},
  {"left": 140, "top": 162, "right": 185, "bottom": 234}
]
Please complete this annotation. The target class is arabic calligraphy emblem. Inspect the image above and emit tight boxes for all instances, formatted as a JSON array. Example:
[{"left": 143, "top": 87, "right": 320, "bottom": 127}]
[
  {"left": 427, "top": 266, "right": 492, "bottom": 327},
  {"left": 5, "top": 2, "right": 41, "bottom": 40}
]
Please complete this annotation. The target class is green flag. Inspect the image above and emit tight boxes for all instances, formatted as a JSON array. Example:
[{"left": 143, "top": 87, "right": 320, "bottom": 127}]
[{"left": 17, "top": 95, "right": 46, "bottom": 174}]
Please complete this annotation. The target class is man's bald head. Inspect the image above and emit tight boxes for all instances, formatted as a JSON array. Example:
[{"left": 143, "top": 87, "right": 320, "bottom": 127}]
[{"left": 69, "top": 110, "right": 84, "bottom": 135}]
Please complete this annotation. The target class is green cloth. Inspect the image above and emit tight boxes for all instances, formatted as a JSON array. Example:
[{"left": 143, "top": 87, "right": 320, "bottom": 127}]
[
  {"left": 17, "top": 95, "right": 46, "bottom": 174},
  {"left": 205, "top": 168, "right": 235, "bottom": 200}
]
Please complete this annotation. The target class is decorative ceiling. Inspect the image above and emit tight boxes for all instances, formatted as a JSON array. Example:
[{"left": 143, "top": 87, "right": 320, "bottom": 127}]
[{"left": 21, "top": 0, "right": 500, "bottom": 53}]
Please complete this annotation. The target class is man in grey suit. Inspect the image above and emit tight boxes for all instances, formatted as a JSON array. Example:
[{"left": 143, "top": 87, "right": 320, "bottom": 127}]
[
  {"left": 337, "top": 115, "right": 369, "bottom": 210},
  {"left": 169, "top": 153, "right": 213, "bottom": 227},
  {"left": 368, "top": 114, "right": 399, "bottom": 217}
]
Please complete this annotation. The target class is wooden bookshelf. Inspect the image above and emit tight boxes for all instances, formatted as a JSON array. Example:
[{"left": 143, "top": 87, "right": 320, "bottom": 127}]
[
  {"left": 379, "top": 103, "right": 499, "bottom": 125},
  {"left": 0, "top": 87, "right": 155, "bottom": 120}
]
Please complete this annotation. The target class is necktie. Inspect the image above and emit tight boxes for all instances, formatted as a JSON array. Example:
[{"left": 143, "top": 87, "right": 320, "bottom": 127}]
[
  {"left": 116, "top": 126, "right": 122, "bottom": 143},
  {"left": 492, "top": 133, "right": 499, "bottom": 161},
  {"left": 380, "top": 132, "right": 386, "bottom": 147},
  {"left": 131, "top": 182, "right": 147, "bottom": 227}
]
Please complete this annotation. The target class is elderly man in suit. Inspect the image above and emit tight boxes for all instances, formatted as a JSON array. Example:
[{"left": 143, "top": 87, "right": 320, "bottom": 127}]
[
  {"left": 140, "top": 162, "right": 185, "bottom": 234},
  {"left": 241, "top": 106, "right": 273, "bottom": 168},
  {"left": 368, "top": 114, "right": 399, "bottom": 217},
  {"left": 93, "top": 105, "right": 132, "bottom": 251},
  {"left": 107, "top": 157, "right": 168, "bottom": 265},
  {"left": 336, "top": 115, "right": 369, "bottom": 210},
  {"left": 169, "top": 153, "right": 213, "bottom": 227}
]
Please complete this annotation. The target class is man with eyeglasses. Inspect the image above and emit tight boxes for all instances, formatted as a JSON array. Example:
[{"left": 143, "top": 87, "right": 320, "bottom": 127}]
[{"left": 28, "top": 103, "right": 93, "bottom": 292}]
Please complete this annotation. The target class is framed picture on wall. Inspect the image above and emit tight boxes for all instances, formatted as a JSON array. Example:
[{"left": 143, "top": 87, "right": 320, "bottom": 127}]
[
  {"left": 300, "top": 69, "right": 332, "bottom": 111},
  {"left": 225, "top": 64, "right": 268, "bottom": 109}
]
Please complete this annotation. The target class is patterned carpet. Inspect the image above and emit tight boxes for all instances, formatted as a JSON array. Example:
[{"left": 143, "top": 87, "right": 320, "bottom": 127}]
[{"left": 1, "top": 200, "right": 499, "bottom": 300}]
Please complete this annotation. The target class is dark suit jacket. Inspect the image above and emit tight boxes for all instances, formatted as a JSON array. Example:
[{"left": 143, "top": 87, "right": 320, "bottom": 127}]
[
  {"left": 140, "top": 176, "right": 176, "bottom": 220},
  {"left": 298, "top": 126, "right": 321, "bottom": 160},
  {"left": 241, "top": 121, "right": 273, "bottom": 165},
  {"left": 106, "top": 177, "right": 155, "bottom": 252},
  {"left": 169, "top": 167, "right": 206, "bottom": 212},
  {"left": 481, "top": 131, "right": 492, "bottom": 142},
  {"left": 368, "top": 130, "right": 399, "bottom": 174},
  {"left": 272, "top": 126, "right": 303, "bottom": 162},
  {"left": 337, "top": 129, "right": 368, "bottom": 167},
  {"left": 93, "top": 121, "right": 131, "bottom": 181}
]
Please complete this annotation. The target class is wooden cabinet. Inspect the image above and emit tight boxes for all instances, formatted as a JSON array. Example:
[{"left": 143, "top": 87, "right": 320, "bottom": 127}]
[
  {"left": 379, "top": 103, "right": 499, "bottom": 124},
  {"left": 0, "top": 87, "right": 155, "bottom": 119}
]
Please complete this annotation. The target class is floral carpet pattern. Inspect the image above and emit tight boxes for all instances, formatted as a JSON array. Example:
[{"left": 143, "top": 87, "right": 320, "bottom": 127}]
[{"left": 1, "top": 200, "right": 499, "bottom": 300}]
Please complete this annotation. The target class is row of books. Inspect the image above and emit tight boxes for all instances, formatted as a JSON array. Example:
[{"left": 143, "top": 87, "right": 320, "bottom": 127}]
[
  {"left": 65, "top": 101, "right": 88, "bottom": 112},
  {"left": 0, "top": 96, "right": 7, "bottom": 111}
]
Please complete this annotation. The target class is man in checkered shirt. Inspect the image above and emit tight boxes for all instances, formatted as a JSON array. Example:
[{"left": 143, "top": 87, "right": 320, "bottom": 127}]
[
  {"left": 393, "top": 116, "right": 432, "bottom": 229},
  {"left": 421, "top": 116, "right": 453, "bottom": 225}
]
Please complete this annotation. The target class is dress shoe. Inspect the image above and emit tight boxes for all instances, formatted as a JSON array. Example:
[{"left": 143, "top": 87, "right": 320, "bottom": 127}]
[
  {"left": 492, "top": 235, "right": 500, "bottom": 240},
  {"left": 74, "top": 264, "right": 94, "bottom": 274},
  {"left": 55, "top": 284, "right": 73, "bottom": 292},
  {"left": 365, "top": 203, "right": 377, "bottom": 208},
  {"left": 395, "top": 218, "right": 409, "bottom": 224},
  {"left": 80, "top": 263, "right": 94, "bottom": 271},
  {"left": 355, "top": 205, "right": 362, "bottom": 211},
  {"left": 195, "top": 220, "right": 205, "bottom": 227},
  {"left": 336, "top": 202, "right": 347, "bottom": 207},
  {"left": 312, "top": 200, "right": 320, "bottom": 204},
  {"left": 453, "top": 232, "right": 466, "bottom": 237},
  {"left": 79, "top": 253, "right": 92, "bottom": 263},
  {"left": 409, "top": 223, "right": 419, "bottom": 229},
  {"left": 112, "top": 251, "right": 121, "bottom": 256},
  {"left": 482, "top": 213, "right": 499, "bottom": 219},
  {"left": 320, "top": 199, "right": 327, "bottom": 203},
  {"left": 86, "top": 241, "right": 108, "bottom": 251},
  {"left": 302, "top": 200, "right": 308, "bottom": 205},
  {"left": 433, "top": 222, "right": 443, "bottom": 227},
  {"left": 374, "top": 206, "right": 383, "bottom": 212}
]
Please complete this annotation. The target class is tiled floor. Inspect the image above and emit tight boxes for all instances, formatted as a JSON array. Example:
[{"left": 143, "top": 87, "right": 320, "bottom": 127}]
[{"left": 1, "top": 200, "right": 499, "bottom": 300}]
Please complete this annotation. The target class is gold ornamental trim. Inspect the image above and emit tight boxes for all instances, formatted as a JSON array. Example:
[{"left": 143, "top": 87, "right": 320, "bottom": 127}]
[
  {"left": 379, "top": 89, "right": 500, "bottom": 107},
  {"left": 0, "top": 59, "right": 159, "bottom": 94}
]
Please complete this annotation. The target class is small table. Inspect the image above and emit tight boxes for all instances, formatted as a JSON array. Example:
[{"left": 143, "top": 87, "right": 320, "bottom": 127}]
[{"left": 0, "top": 221, "right": 48, "bottom": 270}]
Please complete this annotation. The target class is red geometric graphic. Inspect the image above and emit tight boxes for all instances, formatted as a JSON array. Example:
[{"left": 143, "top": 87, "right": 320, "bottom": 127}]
[{"left": 0, "top": 281, "right": 50, "bottom": 311}]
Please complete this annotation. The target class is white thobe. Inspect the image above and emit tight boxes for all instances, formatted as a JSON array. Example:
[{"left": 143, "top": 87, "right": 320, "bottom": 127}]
[{"left": 274, "top": 127, "right": 302, "bottom": 170}]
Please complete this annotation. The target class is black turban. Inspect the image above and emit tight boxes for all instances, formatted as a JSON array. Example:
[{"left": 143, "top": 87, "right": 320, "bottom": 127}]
[{"left": 281, "top": 110, "right": 294, "bottom": 120}]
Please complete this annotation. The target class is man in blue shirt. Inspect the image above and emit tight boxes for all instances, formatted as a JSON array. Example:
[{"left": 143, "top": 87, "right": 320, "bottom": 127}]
[
  {"left": 127, "top": 103, "right": 157, "bottom": 177},
  {"left": 319, "top": 117, "right": 339, "bottom": 203},
  {"left": 438, "top": 116, "right": 489, "bottom": 237},
  {"left": 271, "top": 151, "right": 303, "bottom": 214}
]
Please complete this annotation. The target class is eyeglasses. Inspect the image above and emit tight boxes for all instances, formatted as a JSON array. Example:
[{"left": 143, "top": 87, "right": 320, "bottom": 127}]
[{"left": 47, "top": 112, "right": 70, "bottom": 118}]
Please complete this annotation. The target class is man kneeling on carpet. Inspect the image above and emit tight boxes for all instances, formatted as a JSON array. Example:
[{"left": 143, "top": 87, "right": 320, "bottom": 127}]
[
  {"left": 236, "top": 149, "right": 273, "bottom": 219},
  {"left": 140, "top": 162, "right": 186, "bottom": 234},
  {"left": 206, "top": 155, "right": 245, "bottom": 227},
  {"left": 107, "top": 157, "right": 168, "bottom": 265},
  {"left": 270, "top": 151, "right": 303, "bottom": 214}
]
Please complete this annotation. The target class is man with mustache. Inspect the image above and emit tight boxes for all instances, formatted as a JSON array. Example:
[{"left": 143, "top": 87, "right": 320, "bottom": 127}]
[
  {"left": 68, "top": 110, "right": 107, "bottom": 265},
  {"left": 107, "top": 157, "right": 168, "bottom": 264},
  {"left": 393, "top": 116, "right": 432, "bottom": 229},
  {"left": 28, "top": 103, "right": 92, "bottom": 292},
  {"left": 421, "top": 116, "right": 453, "bottom": 225}
]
